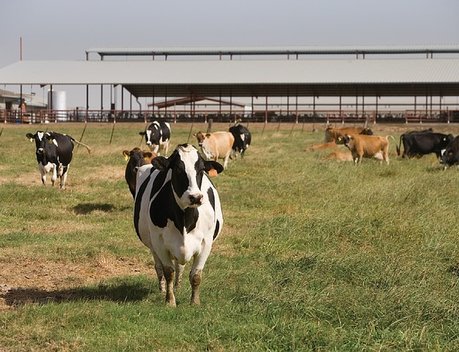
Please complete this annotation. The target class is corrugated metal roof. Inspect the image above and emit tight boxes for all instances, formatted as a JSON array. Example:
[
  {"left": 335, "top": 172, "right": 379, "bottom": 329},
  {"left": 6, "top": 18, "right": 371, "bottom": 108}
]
[
  {"left": 1, "top": 58, "right": 459, "bottom": 97},
  {"left": 85, "top": 45, "right": 459, "bottom": 58}
]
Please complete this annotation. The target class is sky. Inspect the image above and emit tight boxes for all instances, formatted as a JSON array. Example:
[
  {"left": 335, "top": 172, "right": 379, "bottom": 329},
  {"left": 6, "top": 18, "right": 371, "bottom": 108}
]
[{"left": 1, "top": 0, "right": 459, "bottom": 108}]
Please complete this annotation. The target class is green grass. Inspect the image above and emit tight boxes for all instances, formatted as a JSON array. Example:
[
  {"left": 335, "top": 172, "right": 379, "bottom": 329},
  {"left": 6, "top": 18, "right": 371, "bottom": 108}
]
[{"left": 2, "top": 122, "right": 459, "bottom": 351}]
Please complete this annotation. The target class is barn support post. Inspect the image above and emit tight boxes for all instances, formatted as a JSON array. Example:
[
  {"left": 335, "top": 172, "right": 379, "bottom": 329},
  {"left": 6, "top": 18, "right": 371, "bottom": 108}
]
[
  {"left": 340, "top": 96, "right": 343, "bottom": 124},
  {"left": 49, "top": 84, "right": 54, "bottom": 123},
  {"left": 295, "top": 94, "right": 299, "bottom": 124},
  {"left": 412, "top": 96, "right": 416, "bottom": 124},
  {"left": 164, "top": 87, "right": 168, "bottom": 122},
  {"left": 264, "top": 96, "right": 268, "bottom": 125},
  {"left": 19, "top": 84, "right": 23, "bottom": 122},
  {"left": 85, "top": 85, "right": 89, "bottom": 123},
  {"left": 375, "top": 96, "right": 379, "bottom": 125},
  {"left": 363, "top": 95, "right": 367, "bottom": 127},
  {"left": 100, "top": 85, "right": 104, "bottom": 121}
]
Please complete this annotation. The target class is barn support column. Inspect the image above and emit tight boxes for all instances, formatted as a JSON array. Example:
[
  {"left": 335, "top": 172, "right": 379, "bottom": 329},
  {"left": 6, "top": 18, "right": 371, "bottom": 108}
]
[
  {"left": 295, "top": 94, "right": 299, "bottom": 124},
  {"left": 164, "top": 87, "right": 168, "bottom": 122},
  {"left": 264, "top": 96, "right": 268, "bottom": 124},
  {"left": 362, "top": 95, "right": 367, "bottom": 127},
  {"left": 375, "top": 96, "right": 379, "bottom": 125},
  {"left": 85, "top": 85, "right": 89, "bottom": 123},
  {"left": 100, "top": 85, "right": 104, "bottom": 120},
  {"left": 49, "top": 84, "right": 53, "bottom": 122},
  {"left": 19, "top": 84, "right": 23, "bottom": 121},
  {"left": 121, "top": 86, "right": 124, "bottom": 114},
  {"left": 340, "top": 96, "right": 343, "bottom": 124}
]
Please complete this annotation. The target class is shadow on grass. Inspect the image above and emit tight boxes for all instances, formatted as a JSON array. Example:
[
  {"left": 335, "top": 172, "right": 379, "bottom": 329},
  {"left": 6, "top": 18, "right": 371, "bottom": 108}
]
[
  {"left": 73, "top": 203, "right": 115, "bottom": 214},
  {"left": 1, "top": 279, "right": 154, "bottom": 307}
]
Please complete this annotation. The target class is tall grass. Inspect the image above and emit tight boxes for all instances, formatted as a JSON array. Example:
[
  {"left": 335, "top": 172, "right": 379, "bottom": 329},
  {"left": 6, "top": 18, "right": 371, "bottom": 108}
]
[{"left": 1, "top": 122, "right": 459, "bottom": 351}]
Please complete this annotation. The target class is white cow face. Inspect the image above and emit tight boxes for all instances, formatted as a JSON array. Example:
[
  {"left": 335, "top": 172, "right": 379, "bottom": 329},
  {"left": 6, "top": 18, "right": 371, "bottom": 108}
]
[{"left": 152, "top": 144, "right": 223, "bottom": 209}]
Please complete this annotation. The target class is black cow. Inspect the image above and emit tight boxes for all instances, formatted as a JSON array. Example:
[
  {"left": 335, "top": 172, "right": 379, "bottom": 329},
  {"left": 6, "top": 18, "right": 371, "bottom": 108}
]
[
  {"left": 441, "top": 136, "right": 459, "bottom": 168},
  {"left": 26, "top": 131, "right": 91, "bottom": 189},
  {"left": 229, "top": 123, "right": 251, "bottom": 158},
  {"left": 396, "top": 130, "right": 453, "bottom": 159},
  {"left": 122, "top": 148, "right": 157, "bottom": 198},
  {"left": 134, "top": 144, "right": 223, "bottom": 306},
  {"left": 139, "top": 121, "right": 171, "bottom": 155}
]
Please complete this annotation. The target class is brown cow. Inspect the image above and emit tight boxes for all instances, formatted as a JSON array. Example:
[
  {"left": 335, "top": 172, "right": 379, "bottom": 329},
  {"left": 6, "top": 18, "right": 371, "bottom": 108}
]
[
  {"left": 324, "top": 126, "right": 373, "bottom": 143},
  {"left": 194, "top": 131, "right": 235, "bottom": 169},
  {"left": 123, "top": 148, "right": 157, "bottom": 198},
  {"left": 339, "top": 134, "right": 391, "bottom": 164}
]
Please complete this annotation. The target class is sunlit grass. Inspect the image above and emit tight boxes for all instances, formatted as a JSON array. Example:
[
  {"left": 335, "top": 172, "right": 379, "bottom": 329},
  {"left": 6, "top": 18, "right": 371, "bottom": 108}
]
[{"left": 1, "top": 122, "right": 459, "bottom": 351}]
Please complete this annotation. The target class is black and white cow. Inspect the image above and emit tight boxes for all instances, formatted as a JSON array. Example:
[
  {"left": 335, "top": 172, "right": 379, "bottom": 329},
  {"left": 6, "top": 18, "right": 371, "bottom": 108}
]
[
  {"left": 440, "top": 136, "right": 459, "bottom": 168},
  {"left": 139, "top": 121, "right": 171, "bottom": 155},
  {"left": 26, "top": 131, "right": 91, "bottom": 189},
  {"left": 134, "top": 144, "right": 223, "bottom": 306},
  {"left": 396, "top": 130, "right": 453, "bottom": 159},
  {"left": 229, "top": 123, "right": 251, "bottom": 158}
]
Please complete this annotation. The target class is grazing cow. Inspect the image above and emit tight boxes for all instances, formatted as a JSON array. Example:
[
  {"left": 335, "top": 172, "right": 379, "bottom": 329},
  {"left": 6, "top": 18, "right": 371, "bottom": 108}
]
[
  {"left": 134, "top": 144, "right": 224, "bottom": 306},
  {"left": 440, "top": 136, "right": 459, "bottom": 168},
  {"left": 324, "top": 126, "right": 373, "bottom": 143},
  {"left": 122, "top": 148, "right": 157, "bottom": 198},
  {"left": 194, "top": 131, "right": 235, "bottom": 169},
  {"left": 139, "top": 121, "right": 171, "bottom": 155},
  {"left": 396, "top": 130, "right": 453, "bottom": 159},
  {"left": 339, "top": 134, "right": 391, "bottom": 164},
  {"left": 229, "top": 123, "right": 251, "bottom": 158},
  {"left": 26, "top": 131, "right": 91, "bottom": 189}
]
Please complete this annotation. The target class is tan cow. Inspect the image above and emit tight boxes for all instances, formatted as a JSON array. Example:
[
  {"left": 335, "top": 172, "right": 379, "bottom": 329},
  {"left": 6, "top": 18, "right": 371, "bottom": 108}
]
[
  {"left": 194, "top": 131, "right": 235, "bottom": 169},
  {"left": 339, "top": 134, "right": 392, "bottom": 164},
  {"left": 324, "top": 126, "right": 373, "bottom": 143}
]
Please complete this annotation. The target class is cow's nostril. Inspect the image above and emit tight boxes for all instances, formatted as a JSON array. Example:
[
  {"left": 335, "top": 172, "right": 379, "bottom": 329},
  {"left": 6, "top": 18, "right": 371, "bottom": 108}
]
[{"left": 189, "top": 194, "right": 203, "bottom": 205}]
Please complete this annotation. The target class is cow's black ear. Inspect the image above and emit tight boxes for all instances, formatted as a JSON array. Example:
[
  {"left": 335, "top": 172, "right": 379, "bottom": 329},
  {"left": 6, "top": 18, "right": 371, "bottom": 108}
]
[
  {"left": 139, "top": 131, "right": 146, "bottom": 136},
  {"left": 26, "top": 133, "right": 34, "bottom": 140},
  {"left": 204, "top": 161, "right": 224, "bottom": 174},
  {"left": 152, "top": 156, "right": 169, "bottom": 171}
]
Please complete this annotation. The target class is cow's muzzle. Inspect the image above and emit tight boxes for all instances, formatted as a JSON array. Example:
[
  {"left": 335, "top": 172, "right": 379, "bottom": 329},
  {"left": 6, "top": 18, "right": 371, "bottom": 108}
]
[{"left": 189, "top": 194, "right": 203, "bottom": 206}]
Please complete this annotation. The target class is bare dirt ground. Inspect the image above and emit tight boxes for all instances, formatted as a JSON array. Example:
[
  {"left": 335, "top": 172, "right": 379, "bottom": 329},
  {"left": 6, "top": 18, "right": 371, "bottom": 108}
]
[{"left": 0, "top": 253, "right": 152, "bottom": 311}]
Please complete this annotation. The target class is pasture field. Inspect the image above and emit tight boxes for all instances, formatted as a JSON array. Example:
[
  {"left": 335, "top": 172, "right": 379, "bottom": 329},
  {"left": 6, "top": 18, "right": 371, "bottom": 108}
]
[{"left": 1, "top": 121, "right": 459, "bottom": 351}]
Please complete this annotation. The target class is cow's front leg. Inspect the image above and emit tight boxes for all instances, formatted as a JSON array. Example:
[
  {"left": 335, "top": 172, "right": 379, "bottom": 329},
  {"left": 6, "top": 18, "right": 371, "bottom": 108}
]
[
  {"left": 60, "top": 166, "right": 69, "bottom": 189},
  {"left": 51, "top": 165, "right": 58, "bottom": 186},
  {"left": 163, "top": 266, "right": 176, "bottom": 307},
  {"left": 190, "top": 269, "right": 203, "bottom": 305},
  {"left": 151, "top": 250, "right": 166, "bottom": 293},
  {"left": 174, "top": 262, "right": 185, "bottom": 291}
]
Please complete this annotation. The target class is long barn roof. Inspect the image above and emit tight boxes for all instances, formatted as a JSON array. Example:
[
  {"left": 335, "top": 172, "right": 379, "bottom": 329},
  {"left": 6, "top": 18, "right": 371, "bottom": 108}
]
[{"left": 1, "top": 57, "right": 459, "bottom": 97}]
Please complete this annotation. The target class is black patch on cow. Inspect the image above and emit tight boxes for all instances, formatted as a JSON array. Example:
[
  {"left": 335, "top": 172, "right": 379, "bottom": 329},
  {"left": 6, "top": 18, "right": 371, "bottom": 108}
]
[
  {"left": 133, "top": 167, "right": 155, "bottom": 239},
  {"left": 213, "top": 220, "right": 220, "bottom": 240},
  {"left": 150, "top": 169, "right": 168, "bottom": 201},
  {"left": 150, "top": 181, "right": 199, "bottom": 233},
  {"left": 207, "top": 187, "right": 216, "bottom": 211}
]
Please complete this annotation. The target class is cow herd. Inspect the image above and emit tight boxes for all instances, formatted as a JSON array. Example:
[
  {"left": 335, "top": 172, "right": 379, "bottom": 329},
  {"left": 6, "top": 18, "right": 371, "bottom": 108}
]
[
  {"left": 310, "top": 126, "right": 459, "bottom": 168},
  {"left": 25, "top": 121, "right": 251, "bottom": 306},
  {"left": 23, "top": 122, "right": 459, "bottom": 306}
]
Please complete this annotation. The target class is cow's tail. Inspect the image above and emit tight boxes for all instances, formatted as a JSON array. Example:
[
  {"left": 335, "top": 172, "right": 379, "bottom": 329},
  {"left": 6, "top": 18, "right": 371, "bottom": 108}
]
[
  {"left": 72, "top": 138, "right": 92, "bottom": 154},
  {"left": 395, "top": 135, "right": 403, "bottom": 156}
]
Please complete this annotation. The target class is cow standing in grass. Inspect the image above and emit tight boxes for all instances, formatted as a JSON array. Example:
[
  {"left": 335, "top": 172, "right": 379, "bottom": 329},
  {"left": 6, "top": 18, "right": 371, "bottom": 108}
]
[
  {"left": 134, "top": 144, "right": 224, "bottom": 306},
  {"left": 26, "top": 131, "right": 91, "bottom": 189},
  {"left": 194, "top": 131, "right": 234, "bottom": 169},
  {"left": 139, "top": 121, "right": 171, "bottom": 155}
]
